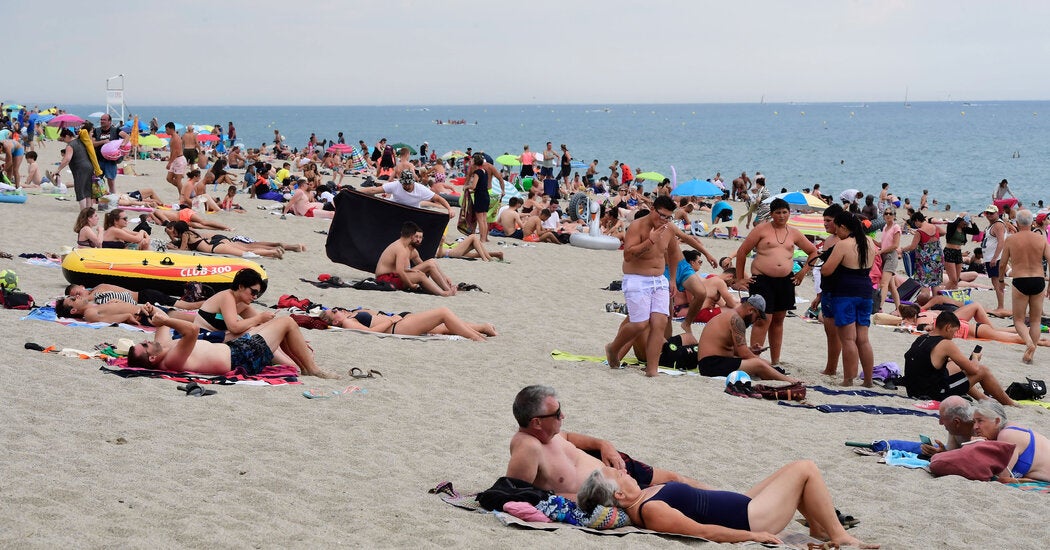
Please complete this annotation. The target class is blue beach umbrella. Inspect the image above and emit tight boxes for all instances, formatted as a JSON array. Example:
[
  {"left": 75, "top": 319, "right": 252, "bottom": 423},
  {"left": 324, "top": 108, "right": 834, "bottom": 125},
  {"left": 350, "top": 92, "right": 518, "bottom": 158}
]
[
  {"left": 763, "top": 191, "right": 829, "bottom": 211},
  {"left": 121, "top": 120, "right": 149, "bottom": 133},
  {"left": 671, "top": 178, "right": 723, "bottom": 198}
]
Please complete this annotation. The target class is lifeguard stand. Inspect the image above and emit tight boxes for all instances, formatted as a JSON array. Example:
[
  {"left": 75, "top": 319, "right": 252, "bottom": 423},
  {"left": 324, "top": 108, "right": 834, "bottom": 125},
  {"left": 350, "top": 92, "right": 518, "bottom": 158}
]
[{"left": 106, "top": 74, "right": 127, "bottom": 123}]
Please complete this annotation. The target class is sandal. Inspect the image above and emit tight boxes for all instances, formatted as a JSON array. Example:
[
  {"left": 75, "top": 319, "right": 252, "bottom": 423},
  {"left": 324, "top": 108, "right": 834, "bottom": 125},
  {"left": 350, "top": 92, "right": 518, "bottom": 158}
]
[
  {"left": 427, "top": 481, "right": 459, "bottom": 498},
  {"left": 349, "top": 367, "right": 383, "bottom": 379}
]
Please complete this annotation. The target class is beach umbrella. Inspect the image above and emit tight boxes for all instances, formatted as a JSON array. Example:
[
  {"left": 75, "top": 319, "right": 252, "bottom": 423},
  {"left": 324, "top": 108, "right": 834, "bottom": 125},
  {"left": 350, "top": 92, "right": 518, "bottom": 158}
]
[
  {"left": 671, "top": 178, "right": 723, "bottom": 198},
  {"left": 47, "top": 114, "right": 85, "bottom": 126},
  {"left": 190, "top": 124, "right": 213, "bottom": 132},
  {"left": 478, "top": 152, "right": 494, "bottom": 164},
  {"left": 129, "top": 116, "right": 140, "bottom": 147},
  {"left": 327, "top": 143, "right": 355, "bottom": 155},
  {"left": 570, "top": 160, "right": 587, "bottom": 170},
  {"left": 635, "top": 171, "right": 667, "bottom": 182},
  {"left": 391, "top": 142, "right": 417, "bottom": 155},
  {"left": 169, "top": 122, "right": 186, "bottom": 132},
  {"left": 441, "top": 150, "right": 466, "bottom": 160},
  {"left": 711, "top": 201, "right": 733, "bottom": 224},
  {"left": 197, "top": 134, "right": 219, "bottom": 143},
  {"left": 121, "top": 119, "right": 149, "bottom": 133},
  {"left": 138, "top": 135, "right": 166, "bottom": 148},
  {"left": 495, "top": 154, "right": 521, "bottom": 167},
  {"left": 764, "top": 191, "right": 828, "bottom": 211},
  {"left": 4, "top": 104, "right": 24, "bottom": 112},
  {"left": 88, "top": 111, "right": 106, "bottom": 118},
  {"left": 788, "top": 213, "right": 829, "bottom": 237}
]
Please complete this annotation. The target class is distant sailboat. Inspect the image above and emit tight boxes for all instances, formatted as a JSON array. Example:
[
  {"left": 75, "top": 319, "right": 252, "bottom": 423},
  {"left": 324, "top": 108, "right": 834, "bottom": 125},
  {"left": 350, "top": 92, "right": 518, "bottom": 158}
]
[{"left": 904, "top": 87, "right": 911, "bottom": 109}]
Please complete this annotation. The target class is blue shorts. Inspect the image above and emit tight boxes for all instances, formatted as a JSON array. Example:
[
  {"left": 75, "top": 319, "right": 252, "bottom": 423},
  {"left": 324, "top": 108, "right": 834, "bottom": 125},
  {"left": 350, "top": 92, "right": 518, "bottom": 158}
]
[
  {"left": 12, "top": 146, "right": 23, "bottom": 157},
  {"left": 821, "top": 291, "right": 834, "bottom": 318},
  {"left": 663, "top": 258, "right": 696, "bottom": 292},
  {"left": 226, "top": 334, "right": 274, "bottom": 375},
  {"left": 100, "top": 159, "right": 118, "bottom": 180},
  {"left": 985, "top": 261, "right": 1000, "bottom": 278},
  {"left": 830, "top": 295, "right": 872, "bottom": 327}
]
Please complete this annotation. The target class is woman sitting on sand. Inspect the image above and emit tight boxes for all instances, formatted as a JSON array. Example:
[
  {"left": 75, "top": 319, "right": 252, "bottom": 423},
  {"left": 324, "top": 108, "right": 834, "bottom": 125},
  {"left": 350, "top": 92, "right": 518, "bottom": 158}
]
[
  {"left": 318, "top": 306, "right": 496, "bottom": 342},
  {"left": 193, "top": 268, "right": 275, "bottom": 338},
  {"left": 600, "top": 204, "right": 625, "bottom": 239},
  {"left": 577, "top": 462, "right": 878, "bottom": 548},
  {"left": 972, "top": 399, "right": 1050, "bottom": 482},
  {"left": 101, "top": 209, "right": 151, "bottom": 249},
  {"left": 74, "top": 207, "right": 102, "bottom": 248},
  {"left": 200, "top": 158, "right": 236, "bottom": 193},
  {"left": 165, "top": 221, "right": 297, "bottom": 259}
]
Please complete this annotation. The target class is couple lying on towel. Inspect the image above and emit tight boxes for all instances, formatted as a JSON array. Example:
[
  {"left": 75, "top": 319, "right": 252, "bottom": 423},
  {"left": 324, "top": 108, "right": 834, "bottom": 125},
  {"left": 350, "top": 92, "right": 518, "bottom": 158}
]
[{"left": 504, "top": 385, "right": 878, "bottom": 548}]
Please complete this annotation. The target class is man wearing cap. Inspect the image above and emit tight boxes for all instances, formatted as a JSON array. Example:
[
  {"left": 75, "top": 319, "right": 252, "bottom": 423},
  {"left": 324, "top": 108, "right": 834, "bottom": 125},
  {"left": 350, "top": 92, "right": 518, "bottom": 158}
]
[
  {"left": 980, "top": 204, "right": 1010, "bottom": 317},
  {"left": 358, "top": 167, "right": 454, "bottom": 216},
  {"left": 696, "top": 297, "right": 800, "bottom": 382}
]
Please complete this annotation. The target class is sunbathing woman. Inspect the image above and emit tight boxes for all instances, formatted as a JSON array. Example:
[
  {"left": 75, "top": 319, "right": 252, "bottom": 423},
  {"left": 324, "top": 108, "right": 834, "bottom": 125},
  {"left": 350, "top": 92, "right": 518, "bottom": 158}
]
[
  {"left": 873, "top": 303, "right": 1050, "bottom": 347},
  {"left": 117, "top": 187, "right": 164, "bottom": 208},
  {"left": 74, "top": 207, "right": 102, "bottom": 248},
  {"left": 148, "top": 206, "right": 232, "bottom": 231},
  {"left": 200, "top": 158, "right": 235, "bottom": 193},
  {"left": 165, "top": 221, "right": 287, "bottom": 259},
  {"left": 440, "top": 234, "right": 503, "bottom": 261},
  {"left": 317, "top": 306, "right": 496, "bottom": 342},
  {"left": 101, "top": 209, "right": 151, "bottom": 249},
  {"left": 578, "top": 463, "right": 878, "bottom": 548}
]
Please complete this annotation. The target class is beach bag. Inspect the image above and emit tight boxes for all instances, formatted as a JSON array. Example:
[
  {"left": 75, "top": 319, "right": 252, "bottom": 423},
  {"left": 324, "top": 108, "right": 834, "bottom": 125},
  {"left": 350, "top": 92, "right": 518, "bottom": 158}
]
[
  {"left": 658, "top": 335, "right": 698, "bottom": 371},
  {"left": 753, "top": 382, "right": 807, "bottom": 401},
  {"left": 476, "top": 477, "right": 552, "bottom": 511},
  {"left": 929, "top": 441, "right": 1015, "bottom": 481},
  {"left": 1006, "top": 378, "right": 1047, "bottom": 401},
  {"left": 91, "top": 177, "right": 107, "bottom": 199},
  {"left": 0, "top": 288, "right": 34, "bottom": 309}
]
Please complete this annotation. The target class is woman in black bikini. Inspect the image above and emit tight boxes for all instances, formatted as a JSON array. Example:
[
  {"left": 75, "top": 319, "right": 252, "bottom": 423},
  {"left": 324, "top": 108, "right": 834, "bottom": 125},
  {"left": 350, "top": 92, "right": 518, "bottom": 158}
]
[
  {"left": 101, "top": 208, "right": 151, "bottom": 249},
  {"left": 165, "top": 221, "right": 288, "bottom": 259},
  {"left": 193, "top": 268, "right": 275, "bottom": 338},
  {"left": 318, "top": 306, "right": 496, "bottom": 342},
  {"left": 74, "top": 207, "right": 102, "bottom": 248}
]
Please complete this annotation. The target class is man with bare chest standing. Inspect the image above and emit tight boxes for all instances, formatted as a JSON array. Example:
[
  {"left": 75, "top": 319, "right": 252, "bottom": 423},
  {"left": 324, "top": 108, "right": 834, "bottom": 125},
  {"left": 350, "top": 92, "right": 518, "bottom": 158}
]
[
  {"left": 733, "top": 198, "right": 818, "bottom": 366},
  {"left": 605, "top": 196, "right": 679, "bottom": 377}
]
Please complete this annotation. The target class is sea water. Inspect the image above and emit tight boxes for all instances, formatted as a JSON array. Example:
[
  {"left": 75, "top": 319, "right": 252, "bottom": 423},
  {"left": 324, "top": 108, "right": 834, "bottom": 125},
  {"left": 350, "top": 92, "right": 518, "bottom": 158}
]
[{"left": 64, "top": 101, "right": 1050, "bottom": 212}]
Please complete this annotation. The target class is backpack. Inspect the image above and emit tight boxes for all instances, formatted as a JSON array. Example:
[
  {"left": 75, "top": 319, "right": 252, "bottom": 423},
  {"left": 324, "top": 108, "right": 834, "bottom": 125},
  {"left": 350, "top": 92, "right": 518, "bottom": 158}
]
[
  {"left": 0, "top": 288, "right": 34, "bottom": 309},
  {"left": 658, "top": 335, "right": 698, "bottom": 371},
  {"left": 1006, "top": 378, "right": 1047, "bottom": 401},
  {"left": 753, "top": 382, "right": 807, "bottom": 401}
]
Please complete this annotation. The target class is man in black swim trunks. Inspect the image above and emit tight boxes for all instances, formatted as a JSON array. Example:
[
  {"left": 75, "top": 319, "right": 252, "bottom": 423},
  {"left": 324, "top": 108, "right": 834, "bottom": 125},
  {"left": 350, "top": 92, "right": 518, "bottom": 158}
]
[
  {"left": 506, "top": 385, "right": 712, "bottom": 497},
  {"left": 732, "top": 198, "right": 818, "bottom": 366},
  {"left": 127, "top": 305, "right": 339, "bottom": 379},
  {"left": 696, "top": 297, "right": 801, "bottom": 382}
]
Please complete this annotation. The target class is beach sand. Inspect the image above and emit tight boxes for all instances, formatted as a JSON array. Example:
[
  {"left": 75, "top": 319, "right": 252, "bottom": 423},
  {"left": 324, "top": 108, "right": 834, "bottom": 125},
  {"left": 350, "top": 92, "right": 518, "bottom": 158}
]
[{"left": 1, "top": 148, "right": 1048, "bottom": 549}]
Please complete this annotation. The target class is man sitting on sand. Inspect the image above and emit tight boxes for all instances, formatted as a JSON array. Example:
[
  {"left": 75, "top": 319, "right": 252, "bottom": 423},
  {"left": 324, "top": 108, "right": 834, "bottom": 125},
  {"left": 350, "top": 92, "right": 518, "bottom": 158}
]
[
  {"left": 127, "top": 304, "right": 338, "bottom": 378},
  {"left": 903, "top": 311, "right": 1016, "bottom": 406},
  {"left": 696, "top": 296, "right": 801, "bottom": 382},
  {"left": 494, "top": 197, "right": 526, "bottom": 239},
  {"left": 375, "top": 221, "right": 456, "bottom": 296},
  {"left": 65, "top": 283, "right": 204, "bottom": 310},
  {"left": 506, "top": 385, "right": 711, "bottom": 497},
  {"left": 919, "top": 396, "right": 974, "bottom": 455}
]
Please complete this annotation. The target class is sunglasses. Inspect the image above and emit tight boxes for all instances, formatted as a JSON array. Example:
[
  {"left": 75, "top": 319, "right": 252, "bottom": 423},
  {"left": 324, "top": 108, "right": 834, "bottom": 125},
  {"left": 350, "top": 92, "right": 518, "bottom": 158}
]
[
  {"left": 248, "top": 287, "right": 262, "bottom": 298},
  {"left": 656, "top": 211, "right": 674, "bottom": 220},
  {"left": 118, "top": 216, "right": 127, "bottom": 221},
  {"left": 533, "top": 406, "right": 562, "bottom": 420}
]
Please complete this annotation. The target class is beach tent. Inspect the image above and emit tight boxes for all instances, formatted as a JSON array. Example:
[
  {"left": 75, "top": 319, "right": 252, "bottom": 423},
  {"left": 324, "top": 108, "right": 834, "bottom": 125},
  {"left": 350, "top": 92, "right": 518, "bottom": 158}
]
[{"left": 326, "top": 189, "right": 448, "bottom": 274}]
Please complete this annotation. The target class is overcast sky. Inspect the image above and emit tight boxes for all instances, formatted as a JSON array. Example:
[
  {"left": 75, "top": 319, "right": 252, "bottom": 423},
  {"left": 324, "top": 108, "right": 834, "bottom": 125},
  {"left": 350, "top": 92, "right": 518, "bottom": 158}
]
[{"left": 16, "top": 0, "right": 1050, "bottom": 106}]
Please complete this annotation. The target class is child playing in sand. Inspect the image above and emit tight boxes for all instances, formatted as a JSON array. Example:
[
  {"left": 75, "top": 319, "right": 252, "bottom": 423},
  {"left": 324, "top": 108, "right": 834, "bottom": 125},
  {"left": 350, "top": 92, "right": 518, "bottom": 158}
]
[
  {"left": 220, "top": 185, "right": 245, "bottom": 212},
  {"left": 22, "top": 151, "right": 43, "bottom": 187}
]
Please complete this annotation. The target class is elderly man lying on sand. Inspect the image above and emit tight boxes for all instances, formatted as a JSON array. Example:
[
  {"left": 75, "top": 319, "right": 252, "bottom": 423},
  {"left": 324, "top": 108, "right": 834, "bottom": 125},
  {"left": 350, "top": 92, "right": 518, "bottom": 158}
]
[{"left": 128, "top": 304, "right": 339, "bottom": 379}]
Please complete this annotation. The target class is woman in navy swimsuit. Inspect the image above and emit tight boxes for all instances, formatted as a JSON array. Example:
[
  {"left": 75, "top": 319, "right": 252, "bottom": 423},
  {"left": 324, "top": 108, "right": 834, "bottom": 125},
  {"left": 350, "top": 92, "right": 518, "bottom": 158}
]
[{"left": 578, "top": 462, "right": 878, "bottom": 548}]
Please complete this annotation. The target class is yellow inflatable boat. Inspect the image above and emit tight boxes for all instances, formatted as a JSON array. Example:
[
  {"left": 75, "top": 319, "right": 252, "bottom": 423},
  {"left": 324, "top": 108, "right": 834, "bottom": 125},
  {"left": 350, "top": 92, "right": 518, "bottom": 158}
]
[{"left": 62, "top": 248, "right": 268, "bottom": 296}]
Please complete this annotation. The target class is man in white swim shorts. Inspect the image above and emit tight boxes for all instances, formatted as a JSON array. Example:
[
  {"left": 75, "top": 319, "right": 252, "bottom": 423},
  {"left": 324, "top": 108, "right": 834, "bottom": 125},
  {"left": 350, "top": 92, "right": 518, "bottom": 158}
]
[{"left": 605, "top": 195, "right": 679, "bottom": 377}]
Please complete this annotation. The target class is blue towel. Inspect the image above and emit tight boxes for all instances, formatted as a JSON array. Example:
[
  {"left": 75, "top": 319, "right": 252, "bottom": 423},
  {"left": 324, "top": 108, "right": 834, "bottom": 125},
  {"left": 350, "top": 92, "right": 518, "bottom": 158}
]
[
  {"left": 779, "top": 402, "right": 938, "bottom": 417},
  {"left": 871, "top": 440, "right": 924, "bottom": 454},
  {"left": 884, "top": 449, "right": 930, "bottom": 469}
]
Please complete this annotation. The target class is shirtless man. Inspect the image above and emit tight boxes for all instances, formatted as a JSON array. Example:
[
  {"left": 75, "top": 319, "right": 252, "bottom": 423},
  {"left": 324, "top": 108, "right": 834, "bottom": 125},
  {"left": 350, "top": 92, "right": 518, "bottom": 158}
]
[
  {"left": 495, "top": 197, "right": 526, "bottom": 239},
  {"left": 283, "top": 178, "right": 334, "bottom": 219},
  {"left": 733, "top": 198, "right": 818, "bottom": 365},
  {"left": 127, "top": 305, "right": 338, "bottom": 378},
  {"left": 605, "top": 195, "right": 679, "bottom": 376},
  {"left": 374, "top": 221, "right": 456, "bottom": 296},
  {"left": 697, "top": 298, "right": 800, "bottom": 382},
  {"left": 506, "top": 385, "right": 709, "bottom": 497},
  {"left": 731, "top": 171, "right": 751, "bottom": 202},
  {"left": 919, "top": 396, "right": 975, "bottom": 455},
  {"left": 182, "top": 125, "right": 199, "bottom": 167},
  {"left": 521, "top": 210, "right": 562, "bottom": 244},
  {"left": 981, "top": 205, "right": 1010, "bottom": 317},
  {"left": 165, "top": 122, "right": 186, "bottom": 189},
  {"left": 997, "top": 209, "right": 1050, "bottom": 364},
  {"left": 392, "top": 147, "right": 416, "bottom": 180},
  {"left": 55, "top": 294, "right": 195, "bottom": 325}
]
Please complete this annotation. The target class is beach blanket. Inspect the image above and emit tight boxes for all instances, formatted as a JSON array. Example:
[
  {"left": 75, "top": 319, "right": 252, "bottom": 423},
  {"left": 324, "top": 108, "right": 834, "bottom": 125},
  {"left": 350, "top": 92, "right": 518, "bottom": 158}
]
[
  {"left": 778, "top": 402, "right": 938, "bottom": 417},
  {"left": 1007, "top": 481, "right": 1050, "bottom": 493},
  {"left": 810, "top": 385, "right": 903, "bottom": 399},
  {"left": 1018, "top": 399, "right": 1050, "bottom": 411},
  {"left": 22, "top": 306, "right": 153, "bottom": 332},
  {"left": 550, "top": 350, "right": 642, "bottom": 365},
  {"left": 326, "top": 188, "right": 449, "bottom": 274},
  {"left": 101, "top": 357, "right": 300, "bottom": 385},
  {"left": 23, "top": 257, "right": 62, "bottom": 268}
]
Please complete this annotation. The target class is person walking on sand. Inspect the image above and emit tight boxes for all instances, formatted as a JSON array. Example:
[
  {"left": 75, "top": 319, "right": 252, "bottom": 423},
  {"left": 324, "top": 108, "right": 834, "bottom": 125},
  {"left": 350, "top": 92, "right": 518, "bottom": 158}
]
[
  {"left": 980, "top": 205, "right": 1010, "bottom": 317},
  {"left": 733, "top": 198, "right": 819, "bottom": 367},
  {"left": 605, "top": 196, "right": 679, "bottom": 377},
  {"left": 997, "top": 209, "right": 1050, "bottom": 364},
  {"left": 165, "top": 122, "right": 186, "bottom": 190}
]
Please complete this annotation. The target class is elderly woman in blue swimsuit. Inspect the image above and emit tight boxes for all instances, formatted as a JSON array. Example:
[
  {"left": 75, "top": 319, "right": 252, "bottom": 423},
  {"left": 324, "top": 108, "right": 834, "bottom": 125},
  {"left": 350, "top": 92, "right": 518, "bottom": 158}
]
[
  {"left": 578, "top": 462, "right": 879, "bottom": 548},
  {"left": 972, "top": 399, "right": 1050, "bottom": 482}
]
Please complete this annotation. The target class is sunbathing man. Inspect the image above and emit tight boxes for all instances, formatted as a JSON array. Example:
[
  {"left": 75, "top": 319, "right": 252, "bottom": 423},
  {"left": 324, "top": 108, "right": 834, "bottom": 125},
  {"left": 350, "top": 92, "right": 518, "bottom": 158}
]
[
  {"left": 375, "top": 221, "right": 456, "bottom": 296},
  {"left": 919, "top": 395, "right": 975, "bottom": 455},
  {"left": 902, "top": 311, "right": 1017, "bottom": 406},
  {"left": 65, "top": 283, "right": 204, "bottom": 310},
  {"left": 696, "top": 297, "right": 801, "bottom": 382},
  {"left": 506, "top": 385, "right": 711, "bottom": 497},
  {"left": 56, "top": 294, "right": 195, "bottom": 325},
  {"left": 127, "top": 304, "right": 338, "bottom": 379}
]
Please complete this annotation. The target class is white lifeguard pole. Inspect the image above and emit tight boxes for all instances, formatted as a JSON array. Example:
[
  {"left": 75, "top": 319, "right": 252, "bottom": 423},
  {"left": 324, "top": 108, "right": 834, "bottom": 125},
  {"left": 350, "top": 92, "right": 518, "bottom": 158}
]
[{"left": 105, "top": 74, "right": 126, "bottom": 123}]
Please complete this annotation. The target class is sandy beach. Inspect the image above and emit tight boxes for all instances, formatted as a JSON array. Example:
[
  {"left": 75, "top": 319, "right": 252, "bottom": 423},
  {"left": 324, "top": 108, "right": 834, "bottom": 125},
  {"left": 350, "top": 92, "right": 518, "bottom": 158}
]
[{"left": 1, "top": 146, "right": 1048, "bottom": 549}]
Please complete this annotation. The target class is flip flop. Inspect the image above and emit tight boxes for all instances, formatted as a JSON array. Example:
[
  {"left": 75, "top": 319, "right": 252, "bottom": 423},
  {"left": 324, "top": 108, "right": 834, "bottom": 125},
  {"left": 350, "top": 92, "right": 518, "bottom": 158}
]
[
  {"left": 427, "top": 481, "right": 460, "bottom": 499},
  {"left": 914, "top": 399, "right": 940, "bottom": 410},
  {"left": 348, "top": 367, "right": 383, "bottom": 379},
  {"left": 178, "top": 382, "right": 217, "bottom": 397}
]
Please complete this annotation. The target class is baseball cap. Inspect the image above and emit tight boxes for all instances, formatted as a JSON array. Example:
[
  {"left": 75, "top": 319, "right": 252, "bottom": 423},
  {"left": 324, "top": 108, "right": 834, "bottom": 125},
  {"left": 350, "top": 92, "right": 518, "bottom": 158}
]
[
  {"left": 983, "top": 204, "right": 998, "bottom": 214},
  {"left": 745, "top": 295, "right": 768, "bottom": 319}
]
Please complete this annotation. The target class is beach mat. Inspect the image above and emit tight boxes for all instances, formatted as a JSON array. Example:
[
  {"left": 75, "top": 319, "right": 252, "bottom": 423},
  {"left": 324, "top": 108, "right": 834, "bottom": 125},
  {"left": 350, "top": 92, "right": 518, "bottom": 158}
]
[
  {"left": 326, "top": 188, "right": 449, "bottom": 274},
  {"left": 101, "top": 357, "right": 300, "bottom": 385},
  {"left": 550, "top": 350, "right": 642, "bottom": 365}
]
